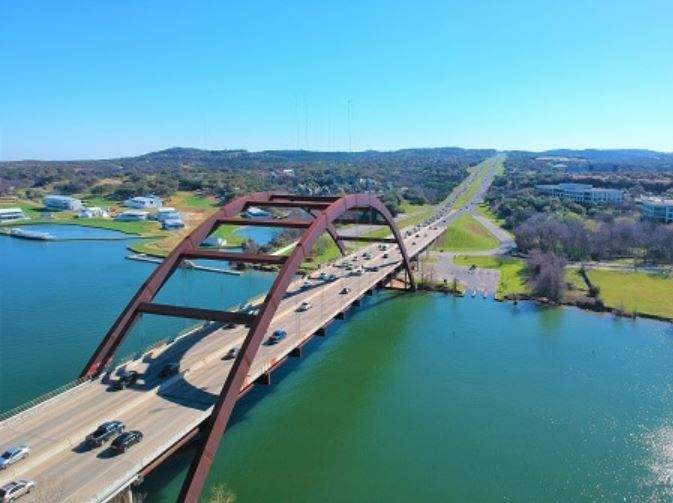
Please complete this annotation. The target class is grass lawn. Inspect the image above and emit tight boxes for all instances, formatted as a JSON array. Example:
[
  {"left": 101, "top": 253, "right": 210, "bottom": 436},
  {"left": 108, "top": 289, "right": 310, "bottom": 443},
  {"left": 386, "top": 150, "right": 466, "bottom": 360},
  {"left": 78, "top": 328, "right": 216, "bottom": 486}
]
[
  {"left": 169, "top": 191, "right": 220, "bottom": 211},
  {"left": 434, "top": 214, "right": 499, "bottom": 252},
  {"left": 80, "top": 195, "right": 120, "bottom": 208},
  {"left": 211, "top": 224, "right": 247, "bottom": 247},
  {"left": 454, "top": 255, "right": 529, "bottom": 298},
  {"left": 586, "top": 269, "right": 673, "bottom": 319}
]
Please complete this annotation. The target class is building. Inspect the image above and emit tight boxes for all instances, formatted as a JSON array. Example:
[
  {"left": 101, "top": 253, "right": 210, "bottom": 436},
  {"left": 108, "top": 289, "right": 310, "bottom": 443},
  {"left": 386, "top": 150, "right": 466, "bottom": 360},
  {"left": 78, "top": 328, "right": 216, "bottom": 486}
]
[
  {"left": 535, "top": 183, "right": 623, "bottom": 204},
  {"left": 641, "top": 197, "right": 673, "bottom": 224},
  {"left": 0, "top": 207, "right": 28, "bottom": 222},
  {"left": 115, "top": 210, "right": 149, "bottom": 221},
  {"left": 77, "top": 207, "right": 108, "bottom": 219},
  {"left": 155, "top": 207, "right": 181, "bottom": 222},
  {"left": 124, "top": 195, "right": 163, "bottom": 209},
  {"left": 44, "top": 195, "right": 83, "bottom": 211},
  {"left": 162, "top": 218, "right": 185, "bottom": 230},
  {"left": 244, "top": 206, "right": 271, "bottom": 218}
]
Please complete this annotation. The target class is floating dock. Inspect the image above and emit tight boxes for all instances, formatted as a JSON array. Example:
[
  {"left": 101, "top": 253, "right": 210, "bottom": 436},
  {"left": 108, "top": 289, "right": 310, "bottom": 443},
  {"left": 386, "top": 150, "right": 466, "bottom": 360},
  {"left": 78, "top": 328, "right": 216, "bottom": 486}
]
[{"left": 126, "top": 254, "right": 242, "bottom": 275}]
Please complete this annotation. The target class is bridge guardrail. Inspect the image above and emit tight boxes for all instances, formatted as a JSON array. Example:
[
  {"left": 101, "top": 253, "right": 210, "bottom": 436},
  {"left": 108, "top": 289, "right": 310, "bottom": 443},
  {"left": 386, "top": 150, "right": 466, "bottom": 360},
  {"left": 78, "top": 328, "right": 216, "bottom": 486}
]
[{"left": 0, "top": 376, "right": 93, "bottom": 426}]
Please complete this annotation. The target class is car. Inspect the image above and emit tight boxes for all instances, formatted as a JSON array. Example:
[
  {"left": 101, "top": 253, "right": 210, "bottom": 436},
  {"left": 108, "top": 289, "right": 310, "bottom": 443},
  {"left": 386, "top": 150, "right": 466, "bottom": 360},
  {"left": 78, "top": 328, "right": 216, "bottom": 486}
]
[
  {"left": 223, "top": 322, "right": 237, "bottom": 329},
  {"left": 297, "top": 301, "right": 312, "bottom": 312},
  {"left": 268, "top": 329, "right": 287, "bottom": 345},
  {"left": 367, "top": 265, "right": 380, "bottom": 272},
  {"left": 111, "top": 431, "right": 143, "bottom": 454},
  {"left": 383, "top": 253, "right": 389, "bottom": 259},
  {"left": 86, "top": 421, "right": 125, "bottom": 447},
  {"left": 326, "top": 273, "right": 337, "bottom": 282},
  {"left": 363, "top": 253, "right": 372, "bottom": 260},
  {"left": 340, "top": 287, "right": 351, "bottom": 294},
  {"left": 159, "top": 362, "right": 179, "bottom": 378},
  {"left": 319, "top": 272, "right": 329, "bottom": 280},
  {"left": 300, "top": 281, "right": 313, "bottom": 289},
  {"left": 412, "top": 241, "right": 416, "bottom": 245},
  {"left": 0, "top": 446, "right": 30, "bottom": 470},
  {"left": 112, "top": 370, "right": 139, "bottom": 390},
  {"left": 351, "top": 268, "right": 364, "bottom": 276},
  {"left": 223, "top": 347, "right": 239, "bottom": 360},
  {"left": 0, "top": 480, "right": 34, "bottom": 502}
]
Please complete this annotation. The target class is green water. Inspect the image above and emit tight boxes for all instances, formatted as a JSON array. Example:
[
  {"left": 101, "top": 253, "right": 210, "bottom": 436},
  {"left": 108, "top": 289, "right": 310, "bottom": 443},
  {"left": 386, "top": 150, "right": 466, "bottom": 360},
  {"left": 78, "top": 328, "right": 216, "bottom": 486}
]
[
  {"left": 143, "top": 295, "right": 673, "bottom": 502},
  {"left": 2, "top": 228, "right": 673, "bottom": 501}
]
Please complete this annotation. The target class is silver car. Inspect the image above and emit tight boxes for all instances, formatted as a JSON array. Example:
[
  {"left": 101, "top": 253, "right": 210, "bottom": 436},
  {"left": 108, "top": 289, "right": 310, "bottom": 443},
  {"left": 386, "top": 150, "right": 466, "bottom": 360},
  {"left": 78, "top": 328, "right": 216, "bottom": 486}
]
[
  {"left": 0, "top": 480, "right": 35, "bottom": 502},
  {"left": 0, "top": 446, "right": 30, "bottom": 470}
]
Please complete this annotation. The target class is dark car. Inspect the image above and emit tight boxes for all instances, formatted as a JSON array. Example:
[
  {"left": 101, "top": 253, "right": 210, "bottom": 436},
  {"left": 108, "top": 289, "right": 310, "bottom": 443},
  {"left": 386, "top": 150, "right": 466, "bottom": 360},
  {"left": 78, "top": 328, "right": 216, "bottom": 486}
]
[
  {"left": 86, "top": 421, "right": 125, "bottom": 447},
  {"left": 268, "top": 329, "right": 287, "bottom": 345},
  {"left": 340, "top": 287, "right": 351, "bottom": 295},
  {"left": 112, "top": 370, "right": 139, "bottom": 390},
  {"left": 223, "top": 322, "right": 237, "bottom": 329},
  {"left": 159, "top": 363, "right": 179, "bottom": 378},
  {"left": 111, "top": 431, "right": 143, "bottom": 454},
  {"left": 223, "top": 347, "right": 239, "bottom": 360}
]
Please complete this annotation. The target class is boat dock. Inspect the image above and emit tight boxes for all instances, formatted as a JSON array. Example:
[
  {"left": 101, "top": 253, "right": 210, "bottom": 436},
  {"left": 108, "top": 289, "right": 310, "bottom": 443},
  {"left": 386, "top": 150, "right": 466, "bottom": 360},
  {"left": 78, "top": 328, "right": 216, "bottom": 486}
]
[{"left": 126, "top": 254, "right": 242, "bottom": 275}]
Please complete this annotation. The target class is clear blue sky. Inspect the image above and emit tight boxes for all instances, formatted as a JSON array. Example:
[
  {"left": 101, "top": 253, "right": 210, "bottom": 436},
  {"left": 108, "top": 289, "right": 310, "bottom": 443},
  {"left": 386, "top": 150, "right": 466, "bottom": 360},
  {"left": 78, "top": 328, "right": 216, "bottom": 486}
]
[{"left": 1, "top": 0, "right": 672, "bottom": 160}]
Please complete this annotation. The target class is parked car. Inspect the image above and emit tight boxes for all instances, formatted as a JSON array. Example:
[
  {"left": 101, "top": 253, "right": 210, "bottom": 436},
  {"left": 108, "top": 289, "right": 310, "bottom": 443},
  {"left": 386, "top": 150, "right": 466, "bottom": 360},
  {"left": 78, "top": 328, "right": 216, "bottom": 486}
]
[
  {"left": 86, "top": 421, "right": 125, "bottom": 447},
  {"left": 111, "top": 431, "right": 143, "bottom": 454},
  {"left": 0, "top": 446, "right": 30, "bottom": 470},
  {"left": 268, "top": 330, "right": 287, "bottom": 345},
  {"left": 340, "top": 287, "right": 351, "bottom": 295},
  {"left": 159, "top": 363, "right": 179, "bottom": 378},
  {"left": 298, "top": 301, "right": 312, "bottom": 312},
  {"left": 112, "top": 370, "right": 139, "bottom": 390},
  {"left": 0, "top": 480, "right": 34, "bottom": 502},
  {"left": 223, "top": 347, "right": 239, "bottom": 360}
]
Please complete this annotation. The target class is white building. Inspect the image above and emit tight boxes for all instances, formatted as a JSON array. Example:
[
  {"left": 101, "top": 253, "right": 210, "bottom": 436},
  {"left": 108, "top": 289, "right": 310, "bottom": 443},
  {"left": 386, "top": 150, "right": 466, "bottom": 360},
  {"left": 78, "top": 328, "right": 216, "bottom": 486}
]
[
  {"left": 44, "top": 195, "right": 83, "bottom": 211},
  {"left": 77, "top": 207, "right": 109, "bottom": 219},
  {"left": 535, "top": 183, "right": 623, "bottom": 204},
  {"left": 641, "top": 197, "right": 673, "bottom": 224},
  {"left": 115, "top": 210, "right": 149, "bottom": 221},
  {"left": 156, "top": 207, "right": 181, "bottom": 222},
  {"left": 245, "top": 206, "right": 271, "bottom": 218},
  {"left": 0, "top": 207, "right": 28, "bottom": 222},
  {"left": 124, "top": 195, "right": 163, "bottom": 209},
  {"left": 162, "top": 218, "right": 185, "bottom": 230}
]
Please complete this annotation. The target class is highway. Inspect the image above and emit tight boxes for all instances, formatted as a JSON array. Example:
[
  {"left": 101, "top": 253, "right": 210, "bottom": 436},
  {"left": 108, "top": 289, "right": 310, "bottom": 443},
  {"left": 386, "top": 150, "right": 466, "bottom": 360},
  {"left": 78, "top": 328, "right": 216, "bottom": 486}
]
[{"left": 0, "top": 158, "right": 497, "bottom": 502}]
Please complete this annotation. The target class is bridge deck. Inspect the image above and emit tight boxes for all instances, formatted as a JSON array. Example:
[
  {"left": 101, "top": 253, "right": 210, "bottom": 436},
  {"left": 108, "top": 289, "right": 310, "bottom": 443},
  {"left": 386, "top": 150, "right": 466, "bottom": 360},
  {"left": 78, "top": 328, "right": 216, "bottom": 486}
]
[{"left": 0, "top": 208, "right": 457, "bottom": 502}]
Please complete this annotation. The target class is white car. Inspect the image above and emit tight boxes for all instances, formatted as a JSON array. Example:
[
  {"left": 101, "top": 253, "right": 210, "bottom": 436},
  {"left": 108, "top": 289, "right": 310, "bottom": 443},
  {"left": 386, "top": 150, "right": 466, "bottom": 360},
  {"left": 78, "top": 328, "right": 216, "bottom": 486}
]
[
  {"left": 298, "top": 301, "right": 312, "bottom": 312},
  {"left": 0, "top": 446, "right": 30, "bottom": 470},
  {"left": 0, "top": 480, "right": 34, "bottom": 502}
]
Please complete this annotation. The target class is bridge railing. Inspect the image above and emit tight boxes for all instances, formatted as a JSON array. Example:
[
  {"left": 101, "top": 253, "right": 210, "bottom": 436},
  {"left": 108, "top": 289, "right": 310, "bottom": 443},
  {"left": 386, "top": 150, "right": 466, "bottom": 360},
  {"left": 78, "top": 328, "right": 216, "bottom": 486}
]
[{"left": 0, "top": 376, "right": 93, "bottom": 425}]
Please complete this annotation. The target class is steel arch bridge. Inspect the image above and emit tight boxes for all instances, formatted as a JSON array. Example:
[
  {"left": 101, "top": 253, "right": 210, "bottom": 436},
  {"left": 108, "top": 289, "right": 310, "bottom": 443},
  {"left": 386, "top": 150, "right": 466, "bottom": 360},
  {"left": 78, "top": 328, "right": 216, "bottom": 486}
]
[{"left": 81, "top": 192, "right": 415, "bottom": 502}]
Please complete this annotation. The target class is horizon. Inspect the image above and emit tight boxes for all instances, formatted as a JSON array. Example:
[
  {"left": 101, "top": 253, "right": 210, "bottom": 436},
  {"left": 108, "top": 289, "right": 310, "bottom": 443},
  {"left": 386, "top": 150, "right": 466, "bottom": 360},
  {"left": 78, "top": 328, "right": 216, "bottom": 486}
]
[
  {"left": 1, "top": 0, "right": 672, "bottom": 160},
  {"left": 3, "top": 144, "right": 673, "bottom": 163}
]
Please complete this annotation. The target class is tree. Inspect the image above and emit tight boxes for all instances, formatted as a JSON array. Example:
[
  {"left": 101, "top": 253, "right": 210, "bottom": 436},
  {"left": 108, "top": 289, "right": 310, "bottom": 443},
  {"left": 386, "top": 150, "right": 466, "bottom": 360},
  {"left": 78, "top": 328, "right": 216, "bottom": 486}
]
[{"left": 526, "top": 249, "right": 567, "bottom": 302}]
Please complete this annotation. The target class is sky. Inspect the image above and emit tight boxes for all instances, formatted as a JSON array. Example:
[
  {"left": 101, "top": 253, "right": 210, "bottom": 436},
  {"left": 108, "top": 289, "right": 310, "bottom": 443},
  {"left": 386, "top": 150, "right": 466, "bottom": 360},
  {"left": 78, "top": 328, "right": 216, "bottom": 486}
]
[{"left": 1, "top": 0, "right": 672, "bottom": 160}]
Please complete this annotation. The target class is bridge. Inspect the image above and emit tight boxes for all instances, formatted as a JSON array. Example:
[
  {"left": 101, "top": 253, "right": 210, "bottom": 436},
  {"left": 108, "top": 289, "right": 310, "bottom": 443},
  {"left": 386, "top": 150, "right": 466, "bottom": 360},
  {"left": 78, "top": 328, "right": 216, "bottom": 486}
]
[{"left": 0, "top": 170, "right": 490, "bottom": 502}]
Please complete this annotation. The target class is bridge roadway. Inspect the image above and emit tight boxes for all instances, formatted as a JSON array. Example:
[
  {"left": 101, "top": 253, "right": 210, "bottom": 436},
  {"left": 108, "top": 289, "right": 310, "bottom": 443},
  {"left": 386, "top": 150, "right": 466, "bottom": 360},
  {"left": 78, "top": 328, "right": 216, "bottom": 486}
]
[{"left": 0, "top": 205, "right": 459, "bottom": 502}]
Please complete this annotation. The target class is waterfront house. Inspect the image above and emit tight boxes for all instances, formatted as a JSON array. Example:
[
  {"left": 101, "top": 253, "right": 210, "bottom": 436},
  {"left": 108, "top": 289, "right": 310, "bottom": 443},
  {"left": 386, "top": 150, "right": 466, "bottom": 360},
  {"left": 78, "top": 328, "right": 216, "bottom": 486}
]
[
  {"left": 162, "top": 217, "right": 185, "bottom": 230},
  {"left": 0, "top": 207, "right": 29, "bottom": 222},
  {"left": 77, "top": 207, "right": 109, "bottom": 219},
  {"left": 641, "top": 197, "right": 673, "bottom": 224},
  {"left": 156, "top": 207, "right": 181, "bottom": 222},
  {"left": 44, "top": 194, "right": 83, "bottom": 211},
  {"left": 534, "top": 183, "right": 623, "bottom": 204},
  {"left": 244, "top": 206, "right": 271, "bottom": 218},
  {"left": 115, "top": 210, "right": 149, "bottom": 221},
  {"left": 124, "top": 195, "right": 163, "bottom": 209}
]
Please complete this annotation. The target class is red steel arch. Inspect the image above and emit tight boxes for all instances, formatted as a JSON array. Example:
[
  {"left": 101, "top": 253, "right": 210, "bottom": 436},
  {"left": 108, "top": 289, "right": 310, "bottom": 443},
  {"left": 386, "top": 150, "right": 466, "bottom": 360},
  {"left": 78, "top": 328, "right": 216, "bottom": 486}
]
[{"left": 80, "top": 192, "right": 415, "bottom": 502}]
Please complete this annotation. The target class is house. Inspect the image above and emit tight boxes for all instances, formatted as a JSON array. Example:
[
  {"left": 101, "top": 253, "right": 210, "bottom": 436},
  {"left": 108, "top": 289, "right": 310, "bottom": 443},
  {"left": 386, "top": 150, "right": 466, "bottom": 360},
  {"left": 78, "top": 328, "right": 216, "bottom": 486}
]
[
  {"left": 162, "top": 217, "right": 185, "bottom": 230},
  {"left": 44, "top": 195, "right": 83, "bottom": 211},
  {"left": 641, "top": 197, "right": 673, "bottom": 224},
  {"left": 0, "top": 207, "right": 28, "bottom": 222},
  {"left": 244, "top": 206, "right": 271, "bottom": 218},
  {"left": 535, "top": 183, "right": 623, "bottom": 204},
  {"left": 115, "top": 210, "right": 149, "bottom": 221},
  {"left": 156, "top": 207, "right": 181, "bottom": 222},
  {"left": 77, "top": 207, "right": 108, "bottom": 219},
  {"left": 124, "top": 195, "right": 163, "bottom": 209}
]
